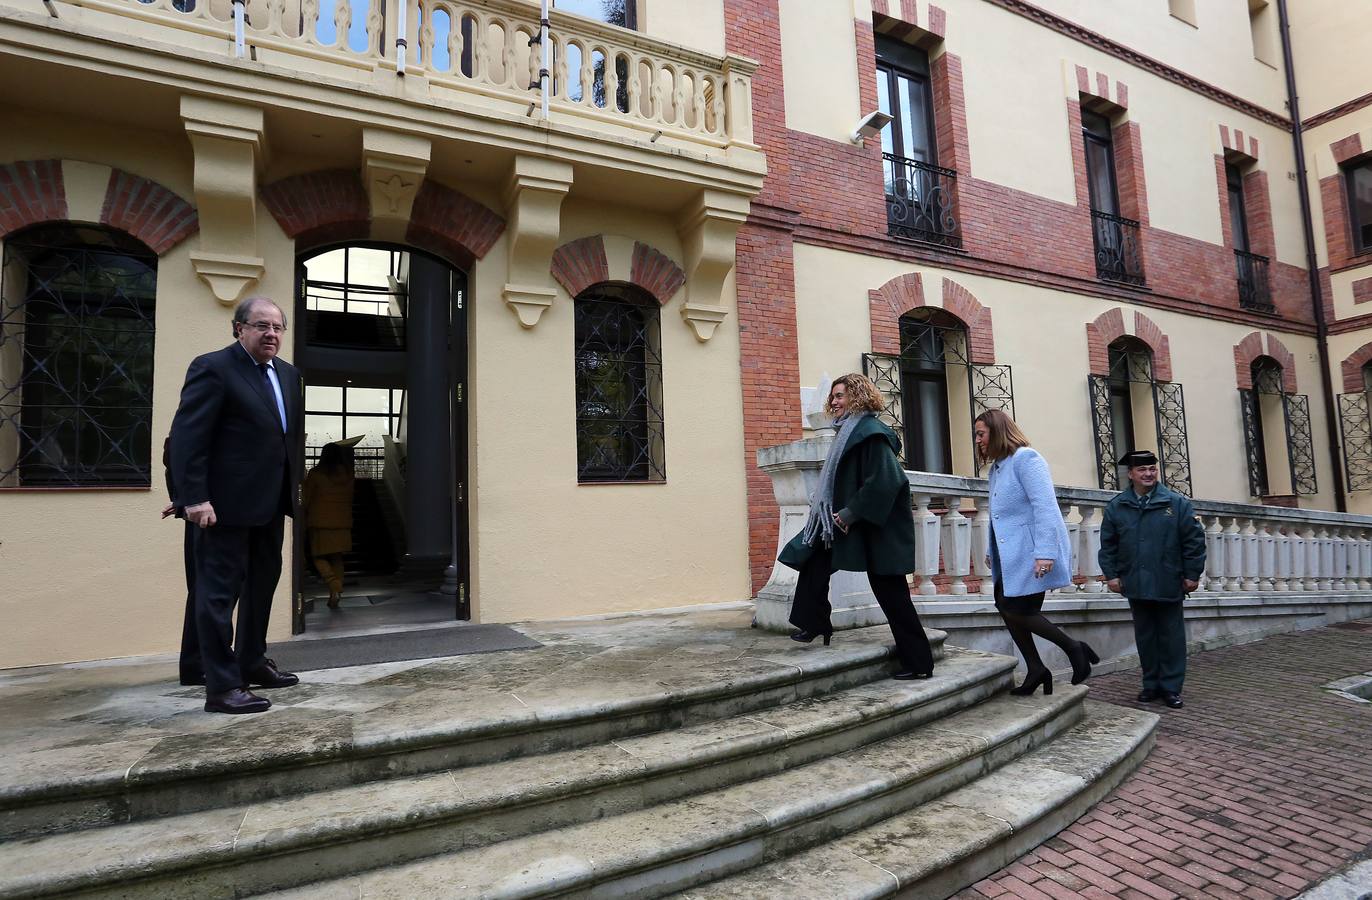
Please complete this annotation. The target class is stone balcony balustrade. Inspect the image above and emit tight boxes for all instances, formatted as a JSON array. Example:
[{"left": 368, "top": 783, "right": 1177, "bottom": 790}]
[
  {"left": 755, "top": 437, "right": 1372, "bottom": 673},
  {"left": 11, "top": 0, "right": 756, "bottom": 156}
]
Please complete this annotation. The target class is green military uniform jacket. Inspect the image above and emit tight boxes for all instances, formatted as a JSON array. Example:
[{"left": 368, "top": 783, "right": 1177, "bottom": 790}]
[
  {"left": 778, "top": 415, "right": 916, "bottom": 576},
  {"left": 1098, "top": 482, "right": 1207, "bottom": 602}
]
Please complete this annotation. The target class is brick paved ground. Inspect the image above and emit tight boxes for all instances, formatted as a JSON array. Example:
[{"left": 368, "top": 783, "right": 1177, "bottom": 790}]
[{"left": 956, "top": 621, "right": 1372, "bottom": 900}]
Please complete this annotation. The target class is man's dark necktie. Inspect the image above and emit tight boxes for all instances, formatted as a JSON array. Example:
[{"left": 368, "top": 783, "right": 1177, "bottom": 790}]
[{"left": 258, "top": 363, "right": 286, "bottom": 432}]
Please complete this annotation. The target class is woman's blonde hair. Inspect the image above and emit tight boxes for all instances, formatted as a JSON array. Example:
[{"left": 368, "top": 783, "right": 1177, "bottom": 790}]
[
  {"left": 974, "top": 408, "right": 1031, "bottom": 462},
  {"left": 829, "top": 373, "right": 885, "bottom": 414}
]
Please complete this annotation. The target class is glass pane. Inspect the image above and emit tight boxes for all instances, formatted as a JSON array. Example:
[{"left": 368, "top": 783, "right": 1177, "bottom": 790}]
[
  {"left": 876, "top": 70, "right": 894, "bottom": 158},
  {"left": 1351, "top": 162, "right": 1372, "bottom": 252},
  {"left": 305, "top": 415, "right": 344, "bottom": 446},
  {"left": 899, "top": 75, "right": 932, "bottom": 162},
  {"left": 307, "top": 385, "right": 344, "bottom": 413},
  {"left": 1085, "top": 139, "right": 1117, "bottom": 215},
  {"left": 347, "top": 387, "right": 391, "bottom": 414},
  {"left": 1228, "top": 184, "right": 1249, "bottom": 251}
]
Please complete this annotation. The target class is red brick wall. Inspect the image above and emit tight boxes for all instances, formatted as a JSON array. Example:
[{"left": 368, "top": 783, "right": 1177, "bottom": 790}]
[
  {"left": 1233, "top": 331, "right": 1299, "bottom": 392},
  {"left": 0, "top": 160, "right": 67, "bottom": 239},
  {"left": 1354, "top": 277, "right": 1372, "bottom": 305},
  {"left": 1339, "top": 341, "right": 1372, "bottom": 392},
  {"left": 406, "top": 179, "right": 505, "bottom": 268},
  {"left": 550, "top": 235, "right": 610, "bottom": 297},
  {"left": 629, "top": 241, "right": 686, "bottom": 304},
  {"left": 261, "top": 170, "right": 370, "bottom": 249}
]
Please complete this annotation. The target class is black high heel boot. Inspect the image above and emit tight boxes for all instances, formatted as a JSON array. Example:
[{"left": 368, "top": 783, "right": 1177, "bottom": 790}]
[
  {"left": 1010, "top": 668, "right": 1053, "bottom": 696},
  {"left": 1067, "top": 641, "right": 1099, "bottom": 685},
  {"left": 790, "top": 630, "right": 832, "bottom": 646}
]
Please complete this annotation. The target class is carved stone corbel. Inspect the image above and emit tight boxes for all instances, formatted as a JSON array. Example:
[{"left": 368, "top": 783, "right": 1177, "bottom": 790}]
[
  {"left": 362, "top": 128, "right": 431, "bottom": 243},
  {"left": 501, "top": 156, "right": 573, "bottom": 328},
  {"left": 180, "top": 96, "right": 266, "bottom": 305},
  {"left": 677, "top": 189, "right": 749, "bottom": 342}
]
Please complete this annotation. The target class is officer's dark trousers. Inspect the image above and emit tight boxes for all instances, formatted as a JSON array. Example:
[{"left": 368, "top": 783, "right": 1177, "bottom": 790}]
[
  {"left": 790, "top": 547, "right": 933, "bottom": 675},
  {"left": 193, "top": 517, "right": 284, "bottom": 694},
  {"left": 1129, "top": 598, "right": 1187, "bottom": 694}
]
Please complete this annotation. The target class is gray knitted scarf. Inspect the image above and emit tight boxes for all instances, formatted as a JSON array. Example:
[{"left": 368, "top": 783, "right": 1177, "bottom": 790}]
[{"left": 801, "top": 412, "right": 869, "bottom": 549}]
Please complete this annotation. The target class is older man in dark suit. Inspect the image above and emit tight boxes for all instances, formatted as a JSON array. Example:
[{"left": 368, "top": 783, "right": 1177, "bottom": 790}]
[{"left": 170, "top": 296, "right": 303, "bottom": 714}]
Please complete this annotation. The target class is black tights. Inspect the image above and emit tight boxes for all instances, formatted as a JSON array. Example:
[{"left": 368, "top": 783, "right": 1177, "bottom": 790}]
[{"left": 994, "top": 582, "right": 1079, "bottom": 673}]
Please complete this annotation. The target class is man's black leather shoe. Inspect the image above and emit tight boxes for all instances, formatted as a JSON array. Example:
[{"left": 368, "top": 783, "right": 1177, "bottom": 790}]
[
  {"left": 893, "top": 670, "right": 933, "bottom": 680},
  {"left": 246, "top": 658, "right": 299, "bottom": 689},
  {"left": 204, "top": 688, "right": 271, "bottom": 714},
  {"left": 180, "top": 672, "right": 206, "bottom": 687},
  {"left": 1162, "top": 692, "right": 1184, "bottom": 709},
  {"left": 1137, "top": 688, "right": 1160, "bottom": 703}
]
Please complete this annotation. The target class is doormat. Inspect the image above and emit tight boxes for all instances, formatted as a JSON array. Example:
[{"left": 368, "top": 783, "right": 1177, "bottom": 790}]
[{"left": 266, "top": 625, "right": 542, "bottom": 671}]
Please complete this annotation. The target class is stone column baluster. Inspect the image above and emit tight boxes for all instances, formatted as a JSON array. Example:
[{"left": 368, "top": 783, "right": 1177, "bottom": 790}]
[
  {"left": 1078, "top": 504, "right": 1104, "bottom": 593},
  {"left": 1360, "top": 530, "right": 1372, "bottom": 590},
  {"left": 1332, "top": 527, "right": 1349, "bottom": 591},
  {"left": 1203, "top": 515, "right": 1225, "bottom": 592},
  {"left": 1239, "top": 518, "right": 1260, "bottom": 592},
  {"left": 1059, "top": 502, "right": 1079, "bottom": 593},
  {"left": 1318, "top": 526, "right": 1335, "bottom": 591},
  {"left": 1302, "top": 525, "right": 1319, "bottom": 591},
  {"left": 1340, "top": 526, "right": 1359, "bottom": 590},
  {"left": 914, "top": 493, "right": 941, "bottom": 596},
  {"left": 940, "top": 495, "right": 970, "bottom": 596},
  {"left": 1273, "top": 524, "right": 1292, "bottom": 592},
  {"left": 1223, "top": 517, "right": 1243, "bottom": 591},
  {"left": 970, "top": 495, "right": 993, "bottom": 595},
  {"left": 1255, "top": 519, "right": 1275, "bottom": 591},
  {"left": 1289, "top": 523, "right": 1307, "bottom": 591}
]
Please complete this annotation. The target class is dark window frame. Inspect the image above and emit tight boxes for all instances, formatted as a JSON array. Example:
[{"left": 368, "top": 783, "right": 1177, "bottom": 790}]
[
  {"left": 1082, "top": 109, "right": 1120, "bottom": 217},
  {"left": 1346, "top": 157, "right": 1372, "bottom": 256},
  {"left": 875, "top": 35, "right": 938, "bottom": 168},
  {"left": 1, "top": 225, "right": 158, "bottom": 489},
  {"left": 574, "top": 283, "right": 665, "bottom": 484},
  {"left": 1226, "top": 162, "right": 1251, "bottom": 252},
  {"left": 898, "top": 312, "right": 955, "bottom": 475}
]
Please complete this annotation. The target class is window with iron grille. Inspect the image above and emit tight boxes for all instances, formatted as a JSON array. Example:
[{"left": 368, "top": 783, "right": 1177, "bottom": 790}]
[
  {"left": 1240, "top": 356, "right": 1316, "bottom": 496},
  {"left": 1, "top": 226, "right": 157, "bottom": 488},
  {"left": 574, "top": 284, "right": 664, "bottom": 482},
  {"left": 1087, "top": 337, "right": 1193, "bottom": 496},
  {"left": 1346, "top": 157, "right": 1372, "bottom": 256}
]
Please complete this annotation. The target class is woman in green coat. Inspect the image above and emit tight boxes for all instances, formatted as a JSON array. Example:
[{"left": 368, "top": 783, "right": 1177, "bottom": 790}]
[{"left": 779, "top": 373, "right": 934, "bottom": 679}]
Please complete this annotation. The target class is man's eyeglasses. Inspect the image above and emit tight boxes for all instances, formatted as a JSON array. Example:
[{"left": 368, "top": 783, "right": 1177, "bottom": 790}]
[{"left": 243, "top": 321, "right": 287, "bottom": 334}]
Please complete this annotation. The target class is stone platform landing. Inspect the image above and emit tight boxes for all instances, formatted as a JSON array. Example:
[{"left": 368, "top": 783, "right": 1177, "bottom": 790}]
[{"left": 0, "top": 607, "right": 1155, "bottom": 898}]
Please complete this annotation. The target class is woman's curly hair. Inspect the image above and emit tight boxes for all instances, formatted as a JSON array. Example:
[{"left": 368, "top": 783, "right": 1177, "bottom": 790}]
[{"left": 830, "top": 373, "right": 886, "bottom": 414}]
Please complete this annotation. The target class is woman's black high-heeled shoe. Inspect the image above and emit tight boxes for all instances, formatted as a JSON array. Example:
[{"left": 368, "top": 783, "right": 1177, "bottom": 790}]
[
  {"left": 1010, "top": 668, "right": 1052, "bottom": 696},
  {"left": 790, "top": 630, "right": 832, "bottom": 646},
  {"left": 1067, "top": 641, "right": 1100, "bottom": 685}
]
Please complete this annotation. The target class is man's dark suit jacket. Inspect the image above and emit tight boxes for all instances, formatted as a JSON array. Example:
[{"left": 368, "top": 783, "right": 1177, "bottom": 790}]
[{"left": 169, "top": 343, "right": 303, "bottom": 527}]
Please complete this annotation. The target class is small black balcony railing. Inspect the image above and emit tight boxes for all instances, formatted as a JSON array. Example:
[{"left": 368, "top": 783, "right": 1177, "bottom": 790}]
[
  {"left": 883, "top": 153, "right": 961, "bottom": 249},
  {"left": 1235, "top": 248, "right": 1274, "bottom": 313},
  {"left": 1091, "top": 209, "right": 1145, "bottom": 286}
]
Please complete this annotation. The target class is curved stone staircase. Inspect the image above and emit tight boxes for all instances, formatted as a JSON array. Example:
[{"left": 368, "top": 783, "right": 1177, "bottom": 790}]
[{"left": 0, "top": 629, "right": 1156, "bottom": 899}]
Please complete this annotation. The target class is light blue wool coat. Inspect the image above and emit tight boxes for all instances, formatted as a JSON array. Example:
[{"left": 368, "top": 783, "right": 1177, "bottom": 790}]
[{"left": 987, "top": 447, "right": 1074, "bottom": 597}]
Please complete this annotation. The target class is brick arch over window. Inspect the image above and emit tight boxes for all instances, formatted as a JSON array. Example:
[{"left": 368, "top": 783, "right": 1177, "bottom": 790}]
[
  {"left": 550, "top": 234, "right": 686, "bottom": 305},
  {"left": 1342, "top": 342, "right": 1372, "bottom": 393},
  {"left": 0, "top": 159, "right": 197, "bottom": 255},
  {"left": 1085, "top": 308, "right": 1174, "bottom": 381},
  {"left": 1234, "top": 331, "right": 1298, "bottom": 392},
  {"left": 260, "top": 170, "right": 505, "bottom": 268},
  {"left": 867, "top": 273, "right": 994, "bottom": 362}
]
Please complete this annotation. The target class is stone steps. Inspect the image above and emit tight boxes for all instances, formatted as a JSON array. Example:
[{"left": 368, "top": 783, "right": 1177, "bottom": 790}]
[
  {"left": 0, "top": 629, "right": 946, "bottom": 842},
  {"left": 261, "top": 687, "right": 1098, "bottom": 899},
  {"left": 0, "top": 648, "right": 1005, "bottom": 900},
  {"left": 677, "top": 701, "right": 1157, "bottom": 900}
]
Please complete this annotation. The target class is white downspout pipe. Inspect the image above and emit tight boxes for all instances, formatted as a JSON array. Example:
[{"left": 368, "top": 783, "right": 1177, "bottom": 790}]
[
  {"left": 396, "top": 0, "right": 408, "bottom": 74},
  {"left": 232, "top": 0, "right": 245, "bottom": 57},
  {"left": 540, "top": 0, "right": 550, "bottom": 118}
]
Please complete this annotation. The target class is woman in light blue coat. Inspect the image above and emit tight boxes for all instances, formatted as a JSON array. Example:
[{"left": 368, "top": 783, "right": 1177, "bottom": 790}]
[{"left": 975, "top": 409, "right": 1098, "bottom": 695}]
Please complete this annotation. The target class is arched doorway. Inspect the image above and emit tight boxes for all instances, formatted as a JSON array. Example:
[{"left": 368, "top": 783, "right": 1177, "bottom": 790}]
[{"left": 291, "top": 242, "right": 469, "bottom": 634}]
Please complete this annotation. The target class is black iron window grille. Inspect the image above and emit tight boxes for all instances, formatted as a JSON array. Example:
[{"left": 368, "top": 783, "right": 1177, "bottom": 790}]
[
  {"left": 862, "top": 313, "right": 1013, "bottom": 475},
  {"left": 574, "top": 285, "right": 664, "bottom": 483},
  {"left": 1235, "top": 249, "right": 1273, "bottom": 312},
  {"left": 0, "top": 227, "right": 157, "bottom": 488},
  {"left": 1239, "top": 359, "right": 1317, "bottom": 497},
  {"left": 1338, "top": 390, "right": 1372, "bottom": 492},
  {"left": 883, "top": 154, "right": 961, "bottom": 248},
  {"left": 1091, "top": 210, "right": 1145, "bottom": 285},
  {"left": 1087, "top": 341, "right": 1193, "bottom": 496}
]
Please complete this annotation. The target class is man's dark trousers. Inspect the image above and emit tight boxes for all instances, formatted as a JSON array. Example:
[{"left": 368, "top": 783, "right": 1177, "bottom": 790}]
[
  {"left": 178, "top": 521, "right": 203, "bottom": 683},
  {"left": 194, "top": 516, "right": 284, "bottom": 694},
  {"left": 1129, "top": 598, "right": 1186, "bottom": 694}
]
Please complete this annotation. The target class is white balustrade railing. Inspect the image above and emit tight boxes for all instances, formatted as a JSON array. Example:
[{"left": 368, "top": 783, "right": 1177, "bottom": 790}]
[
  {"left": 48, "top": 0, "right": 755, "bottom": 147},
  {"left": 753, "top": 438, "right": 1372, "bottom": 625}
]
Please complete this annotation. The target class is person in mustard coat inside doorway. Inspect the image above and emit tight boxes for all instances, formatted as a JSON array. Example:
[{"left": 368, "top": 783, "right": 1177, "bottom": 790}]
[
  {"left": 778, "top": 373, "right": 934, "bottom": 680},
  {"left": 975, "top": 409, "right": 1098, "bottom": 695},
  {"left": 301, "top": 440, "right": 356, "bottom": 609}
]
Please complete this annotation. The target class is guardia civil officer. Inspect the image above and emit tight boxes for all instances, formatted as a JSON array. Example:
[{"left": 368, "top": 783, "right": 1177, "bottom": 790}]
[{"left": 1098, "top": 450, "right": 1207, "bottom": 710}]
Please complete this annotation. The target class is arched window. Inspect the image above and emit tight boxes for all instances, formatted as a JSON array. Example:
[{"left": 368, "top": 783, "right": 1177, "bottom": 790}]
[
  {"left": 1087, "top": 336, "right": 1193, "bottom": 494},
  {"left": 0, "top": 225, "right": 157, "bottom": 487},
  {"left": 862, "top": 308, "right": 1014, "bottom": 476},
  {"left": 1337, "top": 360, "right": 1372, "bottom": 492},
  {"left": 1240, "top": 355, "right": 1316, "bottom": 497},
  {"left": 574, "top": 284, "right": 664, "bottom": 482}
]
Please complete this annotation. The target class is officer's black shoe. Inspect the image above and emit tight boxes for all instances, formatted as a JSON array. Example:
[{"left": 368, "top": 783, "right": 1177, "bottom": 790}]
[
  {"left": 1162, "top": 692, "right": 1184, "bottom": 709},
  {"left": 1137, "top": 688, "right": 1160, "bottom": 703}
]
